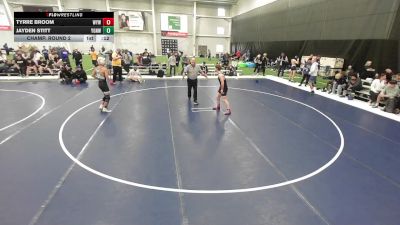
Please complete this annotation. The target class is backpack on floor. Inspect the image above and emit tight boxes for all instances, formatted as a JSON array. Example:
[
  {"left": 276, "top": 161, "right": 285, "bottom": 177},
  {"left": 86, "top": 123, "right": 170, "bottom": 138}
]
[
  {"left": 385, "top": 98, "right": 396, "bottom": 113},
  {"left": 157, "top": 70, "right": 164, "bottom": 78}
]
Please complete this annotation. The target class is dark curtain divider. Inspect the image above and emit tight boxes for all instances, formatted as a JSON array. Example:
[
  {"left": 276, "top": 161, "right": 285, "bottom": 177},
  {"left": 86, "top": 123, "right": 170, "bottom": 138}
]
[{"left": 231, "top": 0, "right": 400, "bottom": 73}]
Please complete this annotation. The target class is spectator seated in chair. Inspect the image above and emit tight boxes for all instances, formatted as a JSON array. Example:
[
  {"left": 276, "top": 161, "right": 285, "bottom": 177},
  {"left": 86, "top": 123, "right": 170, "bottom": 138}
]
[
  {"left": 227, "top": 65, "right": 237, "bottom": 76},
  {"left": 127, "top": 67, "right": 144, "bottom": 83},
  {"left": 330, "top": 71, "right": 347, "bottom": 95},
  {"left": 368, "top": 73, "right": 386, "bottom": 106},
  {"left": 385, "top": 68, "right": 394, "bottom": 81},
  {"left": 341, "top": 73, "right": 362, "bottom": 98},
  {"left": 321, "top": 71, "right": 337, "bottom": 92},
  {"left": 200, "top": 62, "right": 208, "bottom": 74},
  {"left": 38, "top": 57, "right": 53, "bottom": 75},
  {"left": 359, "top": 60, "right": 376, "bottom": 80},
  {"left": 372, "top": 80, "right": 400, "bottom": 113},
  {"left": 26, "top": 58, "right": 38, "bottom": 76},
  {"left": 395, "top": 74, "right": 400, "bottom": 114},
  {"left": 5, "top": 59, "right": 18, "bottom": 74}
]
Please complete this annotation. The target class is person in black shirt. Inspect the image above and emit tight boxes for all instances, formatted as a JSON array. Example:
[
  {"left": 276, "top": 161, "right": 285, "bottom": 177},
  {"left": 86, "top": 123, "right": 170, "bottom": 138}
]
[
  {"left": 72, "top": 49, "right": 83, "bottom": 69},
  {"left": 261, "top": 53, "right": 268, "bottom": 76},
  {"left": 222, "top": 53, "right": 229, "bottom": 69},
  {"left": 359, "top": 60, "right": 375, "bottom": 80},
  {"left": 3, "top": 43, "right": 10, "bottom": 55},
  {"left": 59, "top": 63, "right": 73, "bottom": 84},
  {"left": 15, "top": 55, "right": 27, "bottom": 76},
  {"left": 175, "top": 52, "right": 181, "bottom": 68},
  {"left": 342, "top": 73, "right": 362, "bottom": 97},
  {"left": 200, "top": 62, "right": 208, "bottom": 74},
  {"left": 276, "top": 52, "right": 288, "bottom": 77},
  {"left": 72, "top": 66, "right": 87, "bottom": 84}
]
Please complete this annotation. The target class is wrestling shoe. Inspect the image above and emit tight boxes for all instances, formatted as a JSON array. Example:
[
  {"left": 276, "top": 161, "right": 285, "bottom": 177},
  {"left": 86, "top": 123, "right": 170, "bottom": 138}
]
[{"left": 102, "top": 107, "right": 112, "bottom": 113}]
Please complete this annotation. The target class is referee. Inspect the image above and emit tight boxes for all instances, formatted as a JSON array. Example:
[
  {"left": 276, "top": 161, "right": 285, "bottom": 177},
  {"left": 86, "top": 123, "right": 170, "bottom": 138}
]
[{"left": 183, "top": 58, "right": 208, "bottom": 105}]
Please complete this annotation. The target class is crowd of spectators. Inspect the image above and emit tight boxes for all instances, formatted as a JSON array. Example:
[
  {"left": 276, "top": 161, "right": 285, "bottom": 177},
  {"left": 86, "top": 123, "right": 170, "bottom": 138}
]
[{"left": 241, "top": 50, "right": 399, "bottom": 114}]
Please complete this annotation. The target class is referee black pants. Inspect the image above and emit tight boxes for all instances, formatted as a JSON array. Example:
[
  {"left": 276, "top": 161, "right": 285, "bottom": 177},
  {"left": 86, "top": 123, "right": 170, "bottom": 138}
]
[
  {"left": 187, "top": 78, "right": 198, "bottom": 101},
  {"left": 169, "top": 65, "right": 176, "bottom": 76},
  {"left": 113, "top": 66, "right": 122, "bottom": 82}
]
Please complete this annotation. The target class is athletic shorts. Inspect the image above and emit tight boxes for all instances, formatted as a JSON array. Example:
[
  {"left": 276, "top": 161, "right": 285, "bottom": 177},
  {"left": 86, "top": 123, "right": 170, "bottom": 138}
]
[
  {"left": 98, "top": 80, "right": 109, "bottom": 92},
  {"left": 218, "top": 87, "right": 228, "bottom": 96},
  {"left": 309, "top": 76, "right": 317, "bottom": 84},
  {"left": 291, "top": 66, "right": 296, "bottom": 71}
]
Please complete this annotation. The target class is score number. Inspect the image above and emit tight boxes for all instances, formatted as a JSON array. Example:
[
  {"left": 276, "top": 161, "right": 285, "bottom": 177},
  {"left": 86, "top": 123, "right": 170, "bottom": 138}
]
[
  {"left": 102, "top": 18, "right": 114, "bottom": 34},
  {"left": 102, "top": 18, "right": 114, "bottom": 26}
]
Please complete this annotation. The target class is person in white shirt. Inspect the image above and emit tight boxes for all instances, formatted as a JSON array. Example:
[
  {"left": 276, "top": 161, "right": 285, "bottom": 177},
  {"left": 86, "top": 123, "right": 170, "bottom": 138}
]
[
  {"left": 33, "top": 50, "right": 42, "bottom": 66},
  {"left": 127, "top": 67, "right": 144, "bottom": 83},
  {"left": 168, "top": 53, "right": 176, "bottom": 76},
  {"left": 308, "top": 56, "right": 319, "bottom": 94},
  {"left": 369, "top": 73, "right": 386, "bottom": 106}
]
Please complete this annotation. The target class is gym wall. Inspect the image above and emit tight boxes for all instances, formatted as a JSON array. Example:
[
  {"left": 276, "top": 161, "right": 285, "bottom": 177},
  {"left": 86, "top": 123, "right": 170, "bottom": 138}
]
[
  {"left": 1, "top": 0, "right": 232, "bottom": 57},
  {"left": 231, "top": 0, "right": 400, "bottom": 72}
]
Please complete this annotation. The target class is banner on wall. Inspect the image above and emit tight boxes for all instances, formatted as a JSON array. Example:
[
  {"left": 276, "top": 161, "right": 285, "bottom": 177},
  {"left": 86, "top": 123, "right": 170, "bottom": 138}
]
[
  {"left": 0, "top": 4, "right": 11, "bottom": 30},
  {"left": 161, "top": 31, "right": 188, "bottom": 37},
  {"left": 118, "top": 11, "right": 144, "bottom": 31},
  {"left": 160, "top": 13, "right": 188, "bottom": 37}
]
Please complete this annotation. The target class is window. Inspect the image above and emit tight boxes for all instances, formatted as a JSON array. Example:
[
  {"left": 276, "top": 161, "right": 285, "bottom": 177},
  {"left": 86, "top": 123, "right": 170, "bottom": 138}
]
[
  {"left": 218, "top": 8, "right": 225, "bottom": 17},
  {"left": 216, "top": 44, "right": 224, "bottom": 53},
  {"left": 217, "top": 27, "right": 225, "bottom": 35}
]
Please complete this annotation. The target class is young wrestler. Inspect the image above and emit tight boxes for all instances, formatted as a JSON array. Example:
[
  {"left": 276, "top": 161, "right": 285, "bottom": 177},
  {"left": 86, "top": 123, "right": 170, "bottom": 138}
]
[
  {"left": 213, "top": 64, "right": 231, "bottom": 115},
  {"left": 92, "top": 58, "right": 112, "bottom": 112}
]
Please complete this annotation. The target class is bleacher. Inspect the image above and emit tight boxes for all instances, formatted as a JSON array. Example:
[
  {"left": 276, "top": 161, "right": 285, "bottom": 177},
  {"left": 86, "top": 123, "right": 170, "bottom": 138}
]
[
  {"left": 126, "top": 63, "right": 243, "bottom": 77},
  {"left": 0, "top": 70, "right": 59, "bottom": 77},
  {"left": 354, "top": 79, "right": 373, "bottom": 101}
]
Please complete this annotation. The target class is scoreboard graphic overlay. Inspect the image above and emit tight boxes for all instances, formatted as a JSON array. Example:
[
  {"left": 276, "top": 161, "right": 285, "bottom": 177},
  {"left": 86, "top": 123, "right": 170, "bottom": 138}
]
[{"left": 14, "top": 12, "right": 114, "bottom": 42}]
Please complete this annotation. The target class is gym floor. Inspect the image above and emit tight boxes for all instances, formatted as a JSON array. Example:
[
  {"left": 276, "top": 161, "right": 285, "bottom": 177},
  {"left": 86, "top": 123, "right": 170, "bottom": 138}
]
[{"left": 0, "top": 78, "right": 399, "bottom": 225}]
